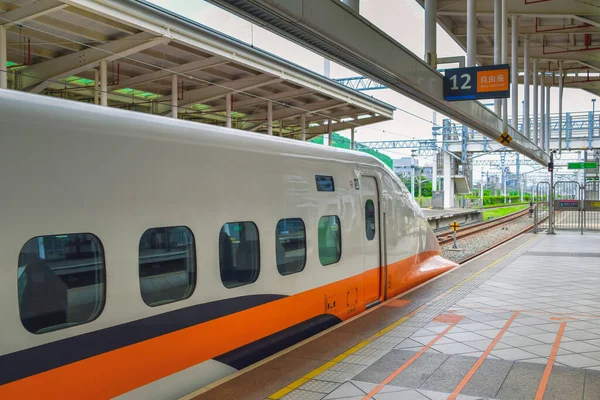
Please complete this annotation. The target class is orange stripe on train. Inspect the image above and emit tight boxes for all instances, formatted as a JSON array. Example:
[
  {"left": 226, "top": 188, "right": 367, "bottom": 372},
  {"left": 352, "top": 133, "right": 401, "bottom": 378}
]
[{"left": 0, "top": 251, "right": 454, "bottom": 399}]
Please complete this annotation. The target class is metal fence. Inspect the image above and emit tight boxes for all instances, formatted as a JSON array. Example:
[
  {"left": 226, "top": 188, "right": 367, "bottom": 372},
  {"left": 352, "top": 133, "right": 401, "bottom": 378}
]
[
  {"left": 553, "top": 181, "right": 582, "bottom": 231},
  {"left": 534, "top": 180, "right": 600, "bottom": 234},
  {"left": 584, "top": 181, "right": 600, "bottom": 231},
  {"left": 534, "top": 182, "right": 550, "bottom": 233}
]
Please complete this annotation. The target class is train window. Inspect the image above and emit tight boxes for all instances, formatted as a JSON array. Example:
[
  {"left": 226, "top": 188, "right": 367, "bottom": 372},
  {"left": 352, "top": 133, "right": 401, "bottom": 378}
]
[
  {"left": 276, "top": 218, "right": 306, "bottom": 276},
  {"left": 17, "top": 233, "right": 105, "bottom": 334},
  {"left": 365, "top": 200, "right": 376, "bottom": 241},
  {"left": 220, "top": 222, "right": 260, "bottom": 288},
  {"left": 315, "top": 175, "right": 335, "bottom": 192},
  {"left": 318, "top": 216, "right": 342, "bottom": 266},
  {"left": 139, "top": 226, "right": 196, "bottom": 307}
]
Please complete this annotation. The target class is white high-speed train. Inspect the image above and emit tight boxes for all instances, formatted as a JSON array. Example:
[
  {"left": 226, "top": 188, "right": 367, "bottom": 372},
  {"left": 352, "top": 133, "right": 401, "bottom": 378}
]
[{"left": 0, "top": 89, "right": 456, "bottom": 399}]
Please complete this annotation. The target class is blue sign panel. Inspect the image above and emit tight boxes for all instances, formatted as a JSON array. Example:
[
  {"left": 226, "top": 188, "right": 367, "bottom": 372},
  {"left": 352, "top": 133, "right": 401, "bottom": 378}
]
[{"left": 443, "top": 64, "right": 510, "bottom": 102}]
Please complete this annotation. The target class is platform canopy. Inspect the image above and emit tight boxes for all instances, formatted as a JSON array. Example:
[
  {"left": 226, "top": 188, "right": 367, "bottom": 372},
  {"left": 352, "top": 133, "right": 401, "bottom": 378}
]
[
  {"left": 424, "top": 0, "right": 600, "bottom": 97},
  {"left": 0, "top": 0, "right": 394, "bottom": 140}
]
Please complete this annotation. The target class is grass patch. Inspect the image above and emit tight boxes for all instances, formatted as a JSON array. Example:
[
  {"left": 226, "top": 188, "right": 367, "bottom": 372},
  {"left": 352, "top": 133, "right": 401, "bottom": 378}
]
[
  {"left": 482, "top": 205, "right": 528, "bottom": 221},
  {"left": 482, "top": 202, "right": 530, "bottom": 209}
]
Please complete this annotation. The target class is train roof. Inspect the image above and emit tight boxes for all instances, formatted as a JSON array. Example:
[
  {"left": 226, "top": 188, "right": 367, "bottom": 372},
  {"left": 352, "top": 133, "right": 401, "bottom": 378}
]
[{"left": 1, "top": 89, "right": 388, "bottom": 169}]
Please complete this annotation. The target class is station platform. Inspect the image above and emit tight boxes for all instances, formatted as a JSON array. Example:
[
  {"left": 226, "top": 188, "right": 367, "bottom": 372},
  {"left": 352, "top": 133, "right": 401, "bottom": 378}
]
[
  {"left": 422, "top": 208, "right": 483, "bottom": 231},
  {"left": 185, "top": 232, "right": 600, "bottom": 400}
]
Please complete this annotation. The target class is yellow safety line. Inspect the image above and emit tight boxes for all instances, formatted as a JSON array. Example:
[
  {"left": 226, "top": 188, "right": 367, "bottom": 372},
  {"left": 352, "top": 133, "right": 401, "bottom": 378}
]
[{"left": 267, "top": 234, "right": 542, "bottom": 399}]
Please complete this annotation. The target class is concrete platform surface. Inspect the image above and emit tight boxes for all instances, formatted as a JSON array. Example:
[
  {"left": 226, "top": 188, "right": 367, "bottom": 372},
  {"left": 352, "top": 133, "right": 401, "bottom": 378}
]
[
  {"left": 186, "top": 233, "right": 600, "bottom": 400},
  {"left": 422, "top": 208, "right": 482, "bottom": 230}
]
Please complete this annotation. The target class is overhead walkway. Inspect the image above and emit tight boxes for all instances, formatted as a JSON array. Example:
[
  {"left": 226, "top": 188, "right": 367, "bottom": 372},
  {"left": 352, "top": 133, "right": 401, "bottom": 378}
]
[{"left": 203, "top": 0, "right": 549, "bottom": 165}]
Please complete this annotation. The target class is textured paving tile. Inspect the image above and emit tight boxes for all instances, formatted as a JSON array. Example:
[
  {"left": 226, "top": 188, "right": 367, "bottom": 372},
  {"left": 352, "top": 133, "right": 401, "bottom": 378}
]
[
  {"left": 583, "top": 369, "right": 600, "bottom": 400},
  {"left": 395, "top": 338, "right": 424, "bottom": 350},
  {"left": 528, "top": 332, "right": 575, "bottom": 344},
  {"left": 299, "top": 380, "right": 341, "bottom": 394},
  {"left": 314, "top": 369, "right": 357, "bottom": 383},
  {"left": 388, "top": 352, "right": 449, "bottom": 388},
  {"left": 459, "top": 358, "right": 513, "bottom": 398},
  {"left": 541, "top": 365, "right": 586, "bottom": 400},
  {"left": 508, "top": 326, "right": 549, "bottom": 336},
  {"left": 352, "top": 350, "right": 414, "bottom": 384},
  {"left": 281, "top": 389, "right": 326, "bottom": 400},
  {"left": 374, "top": 389, "right": 429, "bottom": 400},
  {"left": 560, "top": 341, "right": 600, "bottom": 354},
  {"left": 499, "top": 335, "right": 544, "bottom": 347},
  {"left": 431, "top": 342, "right": 479, "bottom": 355},
  {"left": 419, "top": 355, "right": 477, "bottom": 393},
  {"left": 495, "top": 361, "right": 545, "bottom": 400},
  {"left": 329, "top": 362, "right": 367, "bottom": 374},
  {"left": 555, "top": 354, "right": 600, "bottom": 368},
  {"left": 457, "top": 322, "right": 497, "bottom": 332},
  {"left": 519, "top": 343, "right": 571, "bottom": 357},
  {"left": 322, "top": 382, "right": 365, "bottom": 399},
  {"left": 490, "top": 347, "right": 538, "bottom": 361},
  {"left": 445, "top": 332, "right": 489, "bottom": 343},
  {"left": 563, "top": 331, "right": 600, "bottom": 341},
  {"left": 412, "top": 335, "right": 455, "bottom": 346}
]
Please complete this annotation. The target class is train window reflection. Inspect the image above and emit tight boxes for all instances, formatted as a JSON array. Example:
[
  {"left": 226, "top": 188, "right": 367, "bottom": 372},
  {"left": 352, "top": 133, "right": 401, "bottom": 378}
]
[
  {"left": 365, "top": 200, "right": 376, "bottom": 241},
  {"left": 220, "top": 222, "right": 260, "bottom": 288},
  {"left": 276, "top": 219, "right": 306, "bottom": 276},
  {"left": 18, "top": 233, "right": 105, "bottom": 334},
  {"left": 139, "top": 226, "right": 196, "bottom": 307},
  {"left": 318, "top": 216, "right": 341, "bottom": 266},
  {"left": 315, "top": 175, "right": 335, "bottom": 192}
]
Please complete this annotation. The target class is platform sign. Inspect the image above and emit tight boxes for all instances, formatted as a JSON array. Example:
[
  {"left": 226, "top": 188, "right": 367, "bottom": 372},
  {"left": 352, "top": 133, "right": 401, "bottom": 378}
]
[
  {"left": 584, "top": 201, "right": 600, "bottom": 211},
  {"left": 568, "top": 162, "right": 597, "bottom": 170},
  {"left": 555, "top": 200, "right": 579, "bottom": 209},
  {"left": 443, "top": 64, "right": 510, "bottom": 101}
]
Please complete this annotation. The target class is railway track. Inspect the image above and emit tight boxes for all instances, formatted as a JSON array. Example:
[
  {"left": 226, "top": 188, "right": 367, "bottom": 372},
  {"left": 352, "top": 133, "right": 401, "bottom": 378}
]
[
  {"left": 438, "top": 208, "right": 550, "bottom": 265},
  {"left": 436, "top": 208, "right": 530, "bottom": 245}
]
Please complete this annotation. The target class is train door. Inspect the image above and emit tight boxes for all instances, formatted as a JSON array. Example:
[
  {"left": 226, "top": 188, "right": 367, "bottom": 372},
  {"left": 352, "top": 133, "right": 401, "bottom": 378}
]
[{"left": 362, "top": 176, "right": 381, "bottom": 306}]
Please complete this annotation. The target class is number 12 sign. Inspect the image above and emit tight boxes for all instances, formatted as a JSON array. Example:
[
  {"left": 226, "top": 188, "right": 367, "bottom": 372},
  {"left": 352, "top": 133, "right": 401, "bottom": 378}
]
[{"left": 443, "top": 64, "right": 510, "bottom": 101}]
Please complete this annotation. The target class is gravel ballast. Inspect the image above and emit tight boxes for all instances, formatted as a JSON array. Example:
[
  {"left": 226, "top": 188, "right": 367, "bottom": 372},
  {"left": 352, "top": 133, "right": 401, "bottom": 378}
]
[{"left": 440, "top": 215, "right": 535, "bottom": 263}]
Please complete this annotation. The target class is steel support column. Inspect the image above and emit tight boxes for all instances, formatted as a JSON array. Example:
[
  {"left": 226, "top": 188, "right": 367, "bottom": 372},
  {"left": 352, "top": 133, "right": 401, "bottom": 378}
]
[
  {"left": 467, "top": 0, "right": 476, "bottom": 67},
  {"left": 494, "top": 0, "right": 502, "bottom": 115},
  {"left": 533, "top": 60, "right": 539, "bottom": 146},
  {"left": 327, "top": 119, "right": 333, "bottom": 146},
  {"left": 351, "top": 127, "right": 355, "bottom": 150},
  {"left": 267, "top": 100, "right": 273, "bottom": 135},
  {"left": 100, "top": 60, "right": 108, "bottom": 107},
  {"left": 566, "top": 112, "right": 572, "bottom": 150},
  {"left": 501, "top": 0, "right": 508, "bottom": 134},
  {"left": 301, "top": 113, "right": 306, "bottom": 141},
  {"left": 443, "top": 152, "right": 453, "bottom": 208},
  {"left": 225, "top": 93, "right": 232, "bottom": 128},
  {"left": 558, "top": 62, "right": 564, "bottom": 151},
  {"left": 93, "top": 69, "right": 99, "bottom": 105},
  {"left": 546, "top": 83, "right": 551, "bottom": 151},
  {"left": 524, "top": 38, "right": 530, "bottom": 139},
  {"left": 540, "top": 70, "right": 545, "bottom": 151},
  {"left": 589, "top": 112, "right": 594, "bottom": 150},
  {"left": 0, "top": 26, "right": 6, "bottom": 89},
  {"left": 171, "top": 75, "right": 178, "bottom": 119},
  {"left": 432, "top": 150, "right": 438, "bottom": 191},
  {"left": 425, "top": 0, "right": 437, "bottom": 68},
  {"left": 511, "top": 15, "right": 519, "bottom": 131}
]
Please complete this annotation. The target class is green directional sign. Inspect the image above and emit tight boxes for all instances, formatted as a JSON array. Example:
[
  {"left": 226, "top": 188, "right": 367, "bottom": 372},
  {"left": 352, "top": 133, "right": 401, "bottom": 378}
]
[{"left": 568, "top": 162, "right": 598, "bottom": 170}]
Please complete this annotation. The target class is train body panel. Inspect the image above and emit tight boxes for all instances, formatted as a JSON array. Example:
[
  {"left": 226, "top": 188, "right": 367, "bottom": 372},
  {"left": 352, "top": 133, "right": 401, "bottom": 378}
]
[{"left": 0, "top": 90, "right": 455, "bottom": 399}]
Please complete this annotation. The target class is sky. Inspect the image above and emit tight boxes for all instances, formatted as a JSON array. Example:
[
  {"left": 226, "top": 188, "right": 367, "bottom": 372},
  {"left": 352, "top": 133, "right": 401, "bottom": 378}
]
[{"left": 148, "top": 0, "right": 600, "bottom": 172}]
